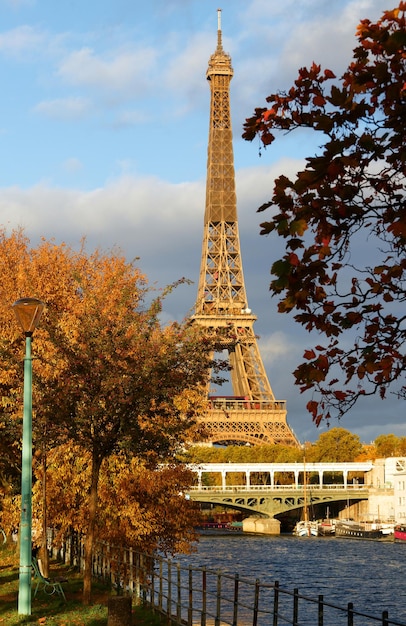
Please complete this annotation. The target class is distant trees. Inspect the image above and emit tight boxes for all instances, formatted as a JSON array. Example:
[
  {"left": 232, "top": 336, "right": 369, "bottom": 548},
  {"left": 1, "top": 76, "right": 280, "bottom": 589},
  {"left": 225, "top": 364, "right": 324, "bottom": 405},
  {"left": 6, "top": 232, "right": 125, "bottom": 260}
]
[
  {"left": 185, "top": 427, "right": 375, "bottom": 464},
  {"left": 0, "top": 228, "right": 217, "bottom": 603},
  {"left": 183, "top": 443, "right": 303, "bottom": 465},
  {"left": 305, "top": 427, "right": 363, "bottom": 462},
  {"left": 375, "top": 433, "right": 406, "bottom": 457},
  {"left": 243, "top": 5, "right": 406, "bottom": 425}
]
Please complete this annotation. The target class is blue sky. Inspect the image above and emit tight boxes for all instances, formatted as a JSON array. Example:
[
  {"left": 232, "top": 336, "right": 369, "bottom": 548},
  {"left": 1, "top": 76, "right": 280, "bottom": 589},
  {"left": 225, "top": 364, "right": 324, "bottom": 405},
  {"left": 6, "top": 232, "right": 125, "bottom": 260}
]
[{"left": 0, "top": 0, "right": 400, "bottom": 444}]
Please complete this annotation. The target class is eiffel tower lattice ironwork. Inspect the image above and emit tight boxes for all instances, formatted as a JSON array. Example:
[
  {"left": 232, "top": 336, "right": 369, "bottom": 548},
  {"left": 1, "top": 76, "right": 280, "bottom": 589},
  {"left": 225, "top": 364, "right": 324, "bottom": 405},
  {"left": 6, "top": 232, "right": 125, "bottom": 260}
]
[{"left": 192, "top": 10, "right": 299, "bottom": 447}]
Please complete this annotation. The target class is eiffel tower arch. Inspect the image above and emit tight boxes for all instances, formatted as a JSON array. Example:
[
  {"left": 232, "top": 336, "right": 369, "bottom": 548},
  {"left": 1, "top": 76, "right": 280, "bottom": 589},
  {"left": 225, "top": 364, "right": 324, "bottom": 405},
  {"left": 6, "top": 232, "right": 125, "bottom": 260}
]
[{"left": 192, "top": 10, "right": 299, "bottom": 448}]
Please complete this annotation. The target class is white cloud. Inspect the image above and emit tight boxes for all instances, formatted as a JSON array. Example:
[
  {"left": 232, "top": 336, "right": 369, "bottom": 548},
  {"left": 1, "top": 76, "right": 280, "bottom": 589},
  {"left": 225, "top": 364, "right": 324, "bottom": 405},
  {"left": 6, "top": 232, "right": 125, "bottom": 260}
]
[
  {"left": 112, "top": 109, "right": 149, "bottom": 128},
  {"left": 62, "top": 158, "right": 83, "bottom": 174},
  {"left": 163, "top": 31, "right": 212, "bottom": 112},
  {"left": 34, "top": 97, "right": 91, "bottom": 120},
  {"left": 3, "top": 0, "right": 34, "bottom": 6},
  {"left": 57, "top": 46, "right": 158, "bottom": 101},
  {"left": 0, "top": 25, "right": 44, "bottom": 57}
]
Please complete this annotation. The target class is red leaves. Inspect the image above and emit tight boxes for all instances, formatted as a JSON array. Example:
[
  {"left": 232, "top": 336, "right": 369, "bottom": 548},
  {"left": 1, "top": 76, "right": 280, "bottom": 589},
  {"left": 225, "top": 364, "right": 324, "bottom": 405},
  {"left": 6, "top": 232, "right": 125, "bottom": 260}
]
[
  {"left": 263, "top": 108, "right": 276, "bottom": 121},
  {"left": 304, "top": 349, "right": 316, "bottom": 360},
  {"left": 388, "top": 220, "right": 406, "bottom": 239},
  {"left": 306, "top": 400, "right": 322, "bottom": 425},
  {"left": 313, "top": 94, "right": 326, "bottom": 106},
  {"left": 288, "top": 252, "right": 300, "bottom": 267},
  {"left": 242, "top": 4, "right": 406, "bottom": 425}
]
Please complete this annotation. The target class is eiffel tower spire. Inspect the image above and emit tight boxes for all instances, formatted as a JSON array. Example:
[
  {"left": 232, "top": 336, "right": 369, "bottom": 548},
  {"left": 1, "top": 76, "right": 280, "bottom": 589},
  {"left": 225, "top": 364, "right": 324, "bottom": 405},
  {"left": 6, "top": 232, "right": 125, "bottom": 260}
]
[{"left": 193, "top": 10, "right": 299, "bottom": 447}]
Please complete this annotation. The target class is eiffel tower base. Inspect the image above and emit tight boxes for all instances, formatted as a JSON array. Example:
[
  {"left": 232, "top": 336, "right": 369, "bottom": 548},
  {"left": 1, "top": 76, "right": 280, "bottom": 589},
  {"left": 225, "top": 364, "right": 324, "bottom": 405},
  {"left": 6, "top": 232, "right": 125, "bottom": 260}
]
[{"left": 243, "top": 516, "right": 281, "bottom": 535}]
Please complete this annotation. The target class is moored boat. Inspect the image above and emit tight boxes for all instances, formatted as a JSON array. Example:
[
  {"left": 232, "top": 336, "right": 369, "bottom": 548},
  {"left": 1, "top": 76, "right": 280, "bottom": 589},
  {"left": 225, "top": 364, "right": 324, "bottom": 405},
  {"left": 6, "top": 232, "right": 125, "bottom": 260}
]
[
  {"left": 394, "top": 524, "right": 406, "bottom": 541},
  {"left": 335, "top": 519, "right": 384, "bottom": 540},
  {"left": 378, "top": 522, "right": 395, "bottom": 536},
  {"left": 293, "top": 520, "right": 318, "bottom": 537},
  {"left": 318, "top": 518, "right": 337, "bottom": 536}
]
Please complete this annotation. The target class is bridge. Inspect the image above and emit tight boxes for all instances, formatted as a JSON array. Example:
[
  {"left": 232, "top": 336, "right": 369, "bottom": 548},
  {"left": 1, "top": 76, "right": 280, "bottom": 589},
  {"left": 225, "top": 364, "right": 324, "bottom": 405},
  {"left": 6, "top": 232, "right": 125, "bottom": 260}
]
[{"left": 185, "top": 462, "right": 374, "bottom": 518}]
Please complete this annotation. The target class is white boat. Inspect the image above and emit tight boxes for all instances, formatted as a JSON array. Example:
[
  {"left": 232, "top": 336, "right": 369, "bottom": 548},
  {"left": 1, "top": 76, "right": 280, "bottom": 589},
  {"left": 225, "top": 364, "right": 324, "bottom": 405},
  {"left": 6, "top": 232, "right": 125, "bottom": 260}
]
[
  {"left": 293, "top": 520, "right": 318, "bottom": 537},
  {"left": 374, "top": 522, "right": 395, "bottom": 536},
  {"left": 293, "top": 455, "right": 318, "bottom": 537}
]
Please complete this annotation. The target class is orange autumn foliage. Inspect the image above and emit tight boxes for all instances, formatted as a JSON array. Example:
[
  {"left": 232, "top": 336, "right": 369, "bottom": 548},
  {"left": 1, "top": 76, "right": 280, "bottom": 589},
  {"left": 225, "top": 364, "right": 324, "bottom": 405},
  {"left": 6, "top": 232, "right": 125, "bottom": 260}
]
[{"left": 0, "top": 228, "right": 218, "bottom": 603}]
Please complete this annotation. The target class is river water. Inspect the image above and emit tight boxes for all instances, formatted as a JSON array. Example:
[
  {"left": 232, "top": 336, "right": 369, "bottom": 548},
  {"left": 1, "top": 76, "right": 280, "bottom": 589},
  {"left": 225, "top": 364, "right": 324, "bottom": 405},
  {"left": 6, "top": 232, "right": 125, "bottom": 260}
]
[{"left": 175, "top": 533, "right": 406, "bottom": 624}]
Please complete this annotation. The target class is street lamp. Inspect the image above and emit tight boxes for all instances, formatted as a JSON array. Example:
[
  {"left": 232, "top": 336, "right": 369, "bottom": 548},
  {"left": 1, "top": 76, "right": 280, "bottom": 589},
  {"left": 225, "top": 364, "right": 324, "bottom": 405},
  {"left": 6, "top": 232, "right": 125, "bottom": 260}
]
[{"left": 12, "top": 297, "right": 45, "bottom": 616}]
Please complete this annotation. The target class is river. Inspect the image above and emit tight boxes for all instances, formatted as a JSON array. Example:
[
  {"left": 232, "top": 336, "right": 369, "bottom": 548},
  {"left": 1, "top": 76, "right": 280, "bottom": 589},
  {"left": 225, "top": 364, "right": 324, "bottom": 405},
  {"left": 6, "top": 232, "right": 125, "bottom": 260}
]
[{"left": 175, "top": 532, "right": 406, "bottom": 623}]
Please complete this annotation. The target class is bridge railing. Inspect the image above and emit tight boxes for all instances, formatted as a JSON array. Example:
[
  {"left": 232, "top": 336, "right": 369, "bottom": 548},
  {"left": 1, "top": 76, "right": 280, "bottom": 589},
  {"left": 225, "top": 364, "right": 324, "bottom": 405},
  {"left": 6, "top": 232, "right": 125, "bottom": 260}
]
[{"left": 189, "top": 484, "right": 370, "bottom": 492}]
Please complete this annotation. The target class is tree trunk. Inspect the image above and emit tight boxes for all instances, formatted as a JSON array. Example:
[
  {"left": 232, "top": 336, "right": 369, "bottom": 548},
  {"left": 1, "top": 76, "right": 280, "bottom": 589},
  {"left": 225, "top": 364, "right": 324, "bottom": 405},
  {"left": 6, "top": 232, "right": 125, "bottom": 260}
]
[
  {"left": 40, "top": 450, "right": 49, "bottom": 577},
  {"left": 82, "top": 454, "right": 102, "bottom": 605}
]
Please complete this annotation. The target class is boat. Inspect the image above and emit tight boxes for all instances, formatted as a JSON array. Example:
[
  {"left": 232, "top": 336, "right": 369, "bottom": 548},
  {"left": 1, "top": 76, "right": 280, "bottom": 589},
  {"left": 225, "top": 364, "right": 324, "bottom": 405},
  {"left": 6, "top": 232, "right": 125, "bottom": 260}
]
[
  {"left": 318, "top": 518, "right": 337, "bottom": 536},
  {"left": 335, "top": 519, "right": 385, "bottom": 540},
  {"left": 394, "top": 524, "right": 406, "bottom": 541},
  {"left": 378, "top": 522, "right": 395, "bottom": 537},
  {"left": 293, "top": 456, "right": 318, "bottom": 536},
  {"left": 293, "top": 520, "right": 318, "bottom": 537}
]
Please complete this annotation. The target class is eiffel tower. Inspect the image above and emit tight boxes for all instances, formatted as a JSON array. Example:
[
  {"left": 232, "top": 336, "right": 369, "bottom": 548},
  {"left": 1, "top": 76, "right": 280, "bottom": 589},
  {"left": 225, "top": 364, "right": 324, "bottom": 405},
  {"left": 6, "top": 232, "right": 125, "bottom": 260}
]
[{"left": 192, "top": 10, "right": 299, "bottom": 447}]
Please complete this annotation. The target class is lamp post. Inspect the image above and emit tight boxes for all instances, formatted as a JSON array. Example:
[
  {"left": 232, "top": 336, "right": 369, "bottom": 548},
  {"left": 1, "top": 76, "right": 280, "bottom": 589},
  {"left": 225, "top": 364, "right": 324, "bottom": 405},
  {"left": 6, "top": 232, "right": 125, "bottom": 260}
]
[{"left": 12, "top": 297, "right": 45, "bottom": 616}]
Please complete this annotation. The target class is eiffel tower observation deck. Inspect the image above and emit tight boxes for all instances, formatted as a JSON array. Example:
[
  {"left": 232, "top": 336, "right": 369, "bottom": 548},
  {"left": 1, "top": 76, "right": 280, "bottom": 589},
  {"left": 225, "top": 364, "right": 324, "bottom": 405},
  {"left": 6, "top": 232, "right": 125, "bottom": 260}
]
[{"left": 192, "top": 10, "right": 299, "bottom": 447}]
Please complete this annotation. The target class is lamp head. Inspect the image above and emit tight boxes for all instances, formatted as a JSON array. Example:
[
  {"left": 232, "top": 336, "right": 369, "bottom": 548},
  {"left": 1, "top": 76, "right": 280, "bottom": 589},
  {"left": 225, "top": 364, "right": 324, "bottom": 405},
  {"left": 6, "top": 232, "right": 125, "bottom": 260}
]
[{"left": 12, "top": 298, "right": 45, "bottom": 337}]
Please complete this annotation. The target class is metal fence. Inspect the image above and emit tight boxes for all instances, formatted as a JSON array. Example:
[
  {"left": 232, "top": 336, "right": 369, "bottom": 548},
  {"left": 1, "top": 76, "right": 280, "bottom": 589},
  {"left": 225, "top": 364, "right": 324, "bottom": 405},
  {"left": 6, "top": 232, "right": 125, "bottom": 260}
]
[{"left": 79, "top": 541, "right": 406, "bottom": 626}]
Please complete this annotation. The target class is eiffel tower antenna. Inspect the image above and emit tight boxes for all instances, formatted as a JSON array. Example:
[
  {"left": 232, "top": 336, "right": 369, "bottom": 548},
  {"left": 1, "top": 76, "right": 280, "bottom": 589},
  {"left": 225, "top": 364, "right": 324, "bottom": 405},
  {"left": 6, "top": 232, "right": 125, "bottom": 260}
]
[{"left": 192, "top": 10, "right": 299, "bottom": 447}]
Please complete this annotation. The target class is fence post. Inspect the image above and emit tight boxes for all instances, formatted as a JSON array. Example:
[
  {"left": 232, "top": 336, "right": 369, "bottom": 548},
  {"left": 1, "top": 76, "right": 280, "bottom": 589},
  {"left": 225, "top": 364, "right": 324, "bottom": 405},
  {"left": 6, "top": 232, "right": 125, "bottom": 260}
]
[
  {"left": 273, "top": 581, "right": 279, "bottom": 626},
  {"left": 318, "top": 594, "right": 323, "bottom": 626},
  {"left": 177, "top": 562, "right": 182, "bottom": 624},
  {"left": 202, "top": 568, "right": 207, "bottom": 626},
  {"left": 253, "top": 579, "right": 260, "bottom": 626},
  {"left": 382, "top": 610, "right": 389, "bottom": 626},
  {"left": 188, "top": 566, "right": 193, "bottom": 626},
  {"left": 293, "top": 588, "right": 299, "bottom": 626},
  {"left": 142, "top": 554, "right": 147, "bottom": 604},
  {"left": 215, "top": 572, "right": 221, "bottom": 626},
  {"left": 232, "top": 573, "right": 239, "bottom": 626},
  {"left": 347, "top": 602, "right": 354, "bottom": 626},
  {"left": 167, "top": 559, "right": 172, "bottom": 621},
  {"left": 159, "top": 558, "right": 163, "bottom": 613},
  {"left": 151, "top": 556, "right": 155, "bottom": 607}
]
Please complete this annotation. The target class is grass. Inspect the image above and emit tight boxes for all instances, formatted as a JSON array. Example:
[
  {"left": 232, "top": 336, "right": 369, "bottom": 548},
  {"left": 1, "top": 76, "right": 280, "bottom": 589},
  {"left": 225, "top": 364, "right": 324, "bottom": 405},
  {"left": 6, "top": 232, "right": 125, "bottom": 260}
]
[{"left": 0, "top": 542, "right": 162, "bottom": 625}]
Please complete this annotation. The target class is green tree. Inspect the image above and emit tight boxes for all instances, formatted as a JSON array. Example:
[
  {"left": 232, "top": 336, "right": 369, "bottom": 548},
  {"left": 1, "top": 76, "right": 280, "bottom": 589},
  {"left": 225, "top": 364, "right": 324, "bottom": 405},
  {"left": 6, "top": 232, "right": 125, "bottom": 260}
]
[
  {"left": 243, "top": 5, "right": 406, "bottom": 425},
  {"left": 0, "top": 228, "right": 218, "bottom": 604}
]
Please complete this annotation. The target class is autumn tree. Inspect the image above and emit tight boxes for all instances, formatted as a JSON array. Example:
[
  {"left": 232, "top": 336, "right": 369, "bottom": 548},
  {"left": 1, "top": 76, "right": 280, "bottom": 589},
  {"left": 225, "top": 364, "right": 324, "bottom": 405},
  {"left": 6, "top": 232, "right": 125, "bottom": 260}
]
[
  {"left": 306, "top": 427, "right": 363, "bottom": 462},
  {"left": 355, "top": 443, "right": 378, "bottom": 461},
  {"left": 374, "top": 433, "right": 406, "bottom": 457},
  {"left": 0, "top": 228, "right": 218, "bottom": 603},
  {"left": 30, "top": 443, "right": 200, "bottom": 557},
  {"left": 243, "top": 5, "right": 406, "bottom": 424}
]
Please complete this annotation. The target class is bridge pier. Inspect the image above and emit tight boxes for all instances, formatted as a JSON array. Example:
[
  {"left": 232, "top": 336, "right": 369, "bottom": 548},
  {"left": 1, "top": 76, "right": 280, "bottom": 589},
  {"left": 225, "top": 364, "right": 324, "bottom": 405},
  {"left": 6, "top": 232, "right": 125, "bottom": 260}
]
[{"left": 243, "top": 516, "right": 280, "bottom": 535}]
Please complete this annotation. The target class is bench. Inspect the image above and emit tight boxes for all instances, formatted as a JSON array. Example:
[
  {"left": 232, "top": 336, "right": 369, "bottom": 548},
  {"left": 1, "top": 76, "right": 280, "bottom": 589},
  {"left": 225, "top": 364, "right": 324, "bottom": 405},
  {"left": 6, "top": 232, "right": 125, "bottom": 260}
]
[{"left": 32, "top": 557, "right": 67, "bottom": 601}]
